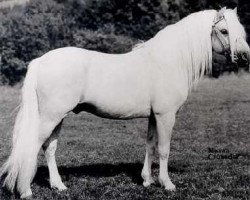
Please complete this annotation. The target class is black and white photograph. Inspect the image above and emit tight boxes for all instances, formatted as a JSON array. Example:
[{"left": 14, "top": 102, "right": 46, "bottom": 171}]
[{"left": 0, "top": 0, "right": 249, "bottom": 199}]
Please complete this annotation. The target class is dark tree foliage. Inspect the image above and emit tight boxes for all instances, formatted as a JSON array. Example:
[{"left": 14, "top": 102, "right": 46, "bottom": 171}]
[{"left": 0, "top": 0, "right": 249, "bottom": 84}]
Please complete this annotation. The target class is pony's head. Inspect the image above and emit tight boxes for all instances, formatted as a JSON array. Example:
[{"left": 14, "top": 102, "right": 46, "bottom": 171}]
[{"left": 211, "top": 7, "right": 250, "bottom": 72}]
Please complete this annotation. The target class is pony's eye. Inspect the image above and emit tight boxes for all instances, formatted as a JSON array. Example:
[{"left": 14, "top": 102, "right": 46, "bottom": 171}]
[{"left": 220, "top": 29, "right": 228, "bottom": 35}]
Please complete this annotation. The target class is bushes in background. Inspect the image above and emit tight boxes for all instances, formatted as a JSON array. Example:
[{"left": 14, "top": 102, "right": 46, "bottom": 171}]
[{"left": 0, "top": 0, "right": 245, "bottom": 85}]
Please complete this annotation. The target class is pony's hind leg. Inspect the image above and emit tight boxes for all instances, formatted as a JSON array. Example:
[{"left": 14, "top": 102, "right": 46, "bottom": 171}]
[
  {"left": 18, "top": 116, "right": 62, "bottom": 199},
  {"left": 141, "top": 113, "right": 157, "bottom": 187},
  {"left": 42, "top": 121, "right": 67, "bottom": 191}
]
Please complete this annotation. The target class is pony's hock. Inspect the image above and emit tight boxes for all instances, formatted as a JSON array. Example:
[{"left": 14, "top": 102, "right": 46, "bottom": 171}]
[{"left": 0, "top": 7, "right": 249, "bottom": 199}]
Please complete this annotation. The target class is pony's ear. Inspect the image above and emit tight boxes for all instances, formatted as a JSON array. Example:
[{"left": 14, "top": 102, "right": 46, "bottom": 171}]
[
  {"left": 233, "top": 7, "right": 237, "bottom": 14},
  {"left": 215, "top": 7, "right": 227, "bottom": 21}
]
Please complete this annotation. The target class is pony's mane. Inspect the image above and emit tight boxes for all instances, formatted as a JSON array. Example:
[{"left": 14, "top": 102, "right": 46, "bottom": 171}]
[
  {"left": 224, "top": 9, "right": 246, "bottom": 62},
  {"left": 174, "top": 10, "right": 216, "bottom": 88},
  {"left": 134, "top": 10, "right": 217, "bottom": 89}
]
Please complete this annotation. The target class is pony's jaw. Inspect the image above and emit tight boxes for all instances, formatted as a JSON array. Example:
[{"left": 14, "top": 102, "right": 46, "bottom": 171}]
[{"left": 212, "top": 37, "right": 226, "bottom": 53}]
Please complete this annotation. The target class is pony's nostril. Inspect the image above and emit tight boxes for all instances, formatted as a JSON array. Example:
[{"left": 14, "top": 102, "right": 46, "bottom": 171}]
[
  {"left": 242, "top": 53, "right": 248, "bottom": 61},
  {"left": 233, "top": 54, "right": 238, "bottom": 61},
  {"left": 235, "top": 52, "right": 250, "bottom": 71},
  {"left": 241, "top": 53, "right": 247, "bottom": 60},
  {"left": 238, "top": 52, "right": 248, "bottom": 63}
]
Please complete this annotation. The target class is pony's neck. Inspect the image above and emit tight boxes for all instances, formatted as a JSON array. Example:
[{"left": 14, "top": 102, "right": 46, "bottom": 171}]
[{"left": 146, "top": 10, "right": 216, "bottom": 90}]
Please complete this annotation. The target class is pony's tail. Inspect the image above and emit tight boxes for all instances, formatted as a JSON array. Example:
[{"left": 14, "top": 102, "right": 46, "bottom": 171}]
[{"left": 0, "top": 59, "right": 40, "bottom": 195}]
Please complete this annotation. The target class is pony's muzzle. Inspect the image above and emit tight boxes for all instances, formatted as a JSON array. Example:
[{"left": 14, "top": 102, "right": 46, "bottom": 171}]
[
  {"left": 235, "top": 39, "right": 250, "bottom": 71},
  {"left": 236, "top": 52, "right": 250, "bottom": 71}
]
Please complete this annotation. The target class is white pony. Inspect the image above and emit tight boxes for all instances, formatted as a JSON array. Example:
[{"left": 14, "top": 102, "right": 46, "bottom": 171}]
[{"left": 1, "top": 7, "right": 249, "bottom": 198}]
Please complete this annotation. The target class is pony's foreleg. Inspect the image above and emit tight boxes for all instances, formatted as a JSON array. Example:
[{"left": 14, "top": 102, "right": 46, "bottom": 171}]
[
  {"left": 141, "top": 114, "right": 157, "bottom": 187},
  {"left": 155, "top": 112, "right": 176, "bottom": 191},
  {"left": 42, "top": 121, "right": 67, "bottom": 191}
]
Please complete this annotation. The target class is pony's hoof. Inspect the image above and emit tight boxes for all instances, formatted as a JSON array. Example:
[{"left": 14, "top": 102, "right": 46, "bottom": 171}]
[
  {"left": 20, "top": 189, "right": 32, "bottom": 199},
  {"left": 159, "top": 178, "right": 176, "bottom": 191},
  {"left": 51, "top": 182, "right": 67, "bottom": 191},
  {"left": 143, "top": 178, "right": 154, "bottom": 187},
  {"left": 58, "top": 184, "right": 67, "bottom": 191},
  {"left": 165, "top": 183, "right": 176, "bottom": 191}
]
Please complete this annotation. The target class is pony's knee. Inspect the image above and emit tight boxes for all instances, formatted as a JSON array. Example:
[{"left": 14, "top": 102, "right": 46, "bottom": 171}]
[
  {"left": 44, "top": 140, "right": 57, "bottom": 157},
  {"left": 158, "top": 146, "right": 169, "bottom": 160},
  {"left": 159, "top": 152, "right": 169, "bottom": 160}
]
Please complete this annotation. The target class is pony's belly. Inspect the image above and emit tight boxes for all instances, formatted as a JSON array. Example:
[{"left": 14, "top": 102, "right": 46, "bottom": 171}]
[{"left": 73, "top": 102, "right": 150, "bottom": 119}]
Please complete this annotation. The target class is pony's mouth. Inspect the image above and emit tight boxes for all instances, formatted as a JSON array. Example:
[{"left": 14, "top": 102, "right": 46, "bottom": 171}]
[
  {"left": 234, "top": 52, "right": 250, "bottom": 71},
  {"left": 211, "top": 50, "right": 250, "bottom": 78}
]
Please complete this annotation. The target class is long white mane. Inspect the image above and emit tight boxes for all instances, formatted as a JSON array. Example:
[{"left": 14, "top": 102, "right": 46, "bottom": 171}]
[
  {"left": 135, "top": 10, "right": 217, "bottom": 89},
  {"left": 224, "top": 10, "right": 246, "bottom": 62}
]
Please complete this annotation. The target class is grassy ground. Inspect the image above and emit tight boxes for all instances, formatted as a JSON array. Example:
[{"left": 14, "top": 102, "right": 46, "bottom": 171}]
[
  {"left": 0, "top": 75, "right": 249, "bottom": 200},
  {"left": 0, "top": 0, "right": 29, "bottom": 9}
]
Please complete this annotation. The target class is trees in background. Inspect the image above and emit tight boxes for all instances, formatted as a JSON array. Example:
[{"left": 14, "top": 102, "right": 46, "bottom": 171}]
[{"left": 0, "top": 0, "right": 247, "bottom": 85}]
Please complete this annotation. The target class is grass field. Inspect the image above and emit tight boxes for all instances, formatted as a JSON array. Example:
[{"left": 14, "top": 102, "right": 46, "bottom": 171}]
[
  {"left": 0, "top": 75, "right": 249, "bottom": 200},
  {"left": 0, "top": 0, "right": 29, "bottom": 9}
]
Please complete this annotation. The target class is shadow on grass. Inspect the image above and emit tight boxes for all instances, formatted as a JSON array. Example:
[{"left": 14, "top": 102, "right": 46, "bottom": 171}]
[
  {"left": 0, "top": 178, "right": 20, "bottom": 199},
  {"left": 34, "top": 161, "right": 189, "bottom": 188},
  {"left": 0, "top": 161, "right": 189, "bottom": 198}
]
